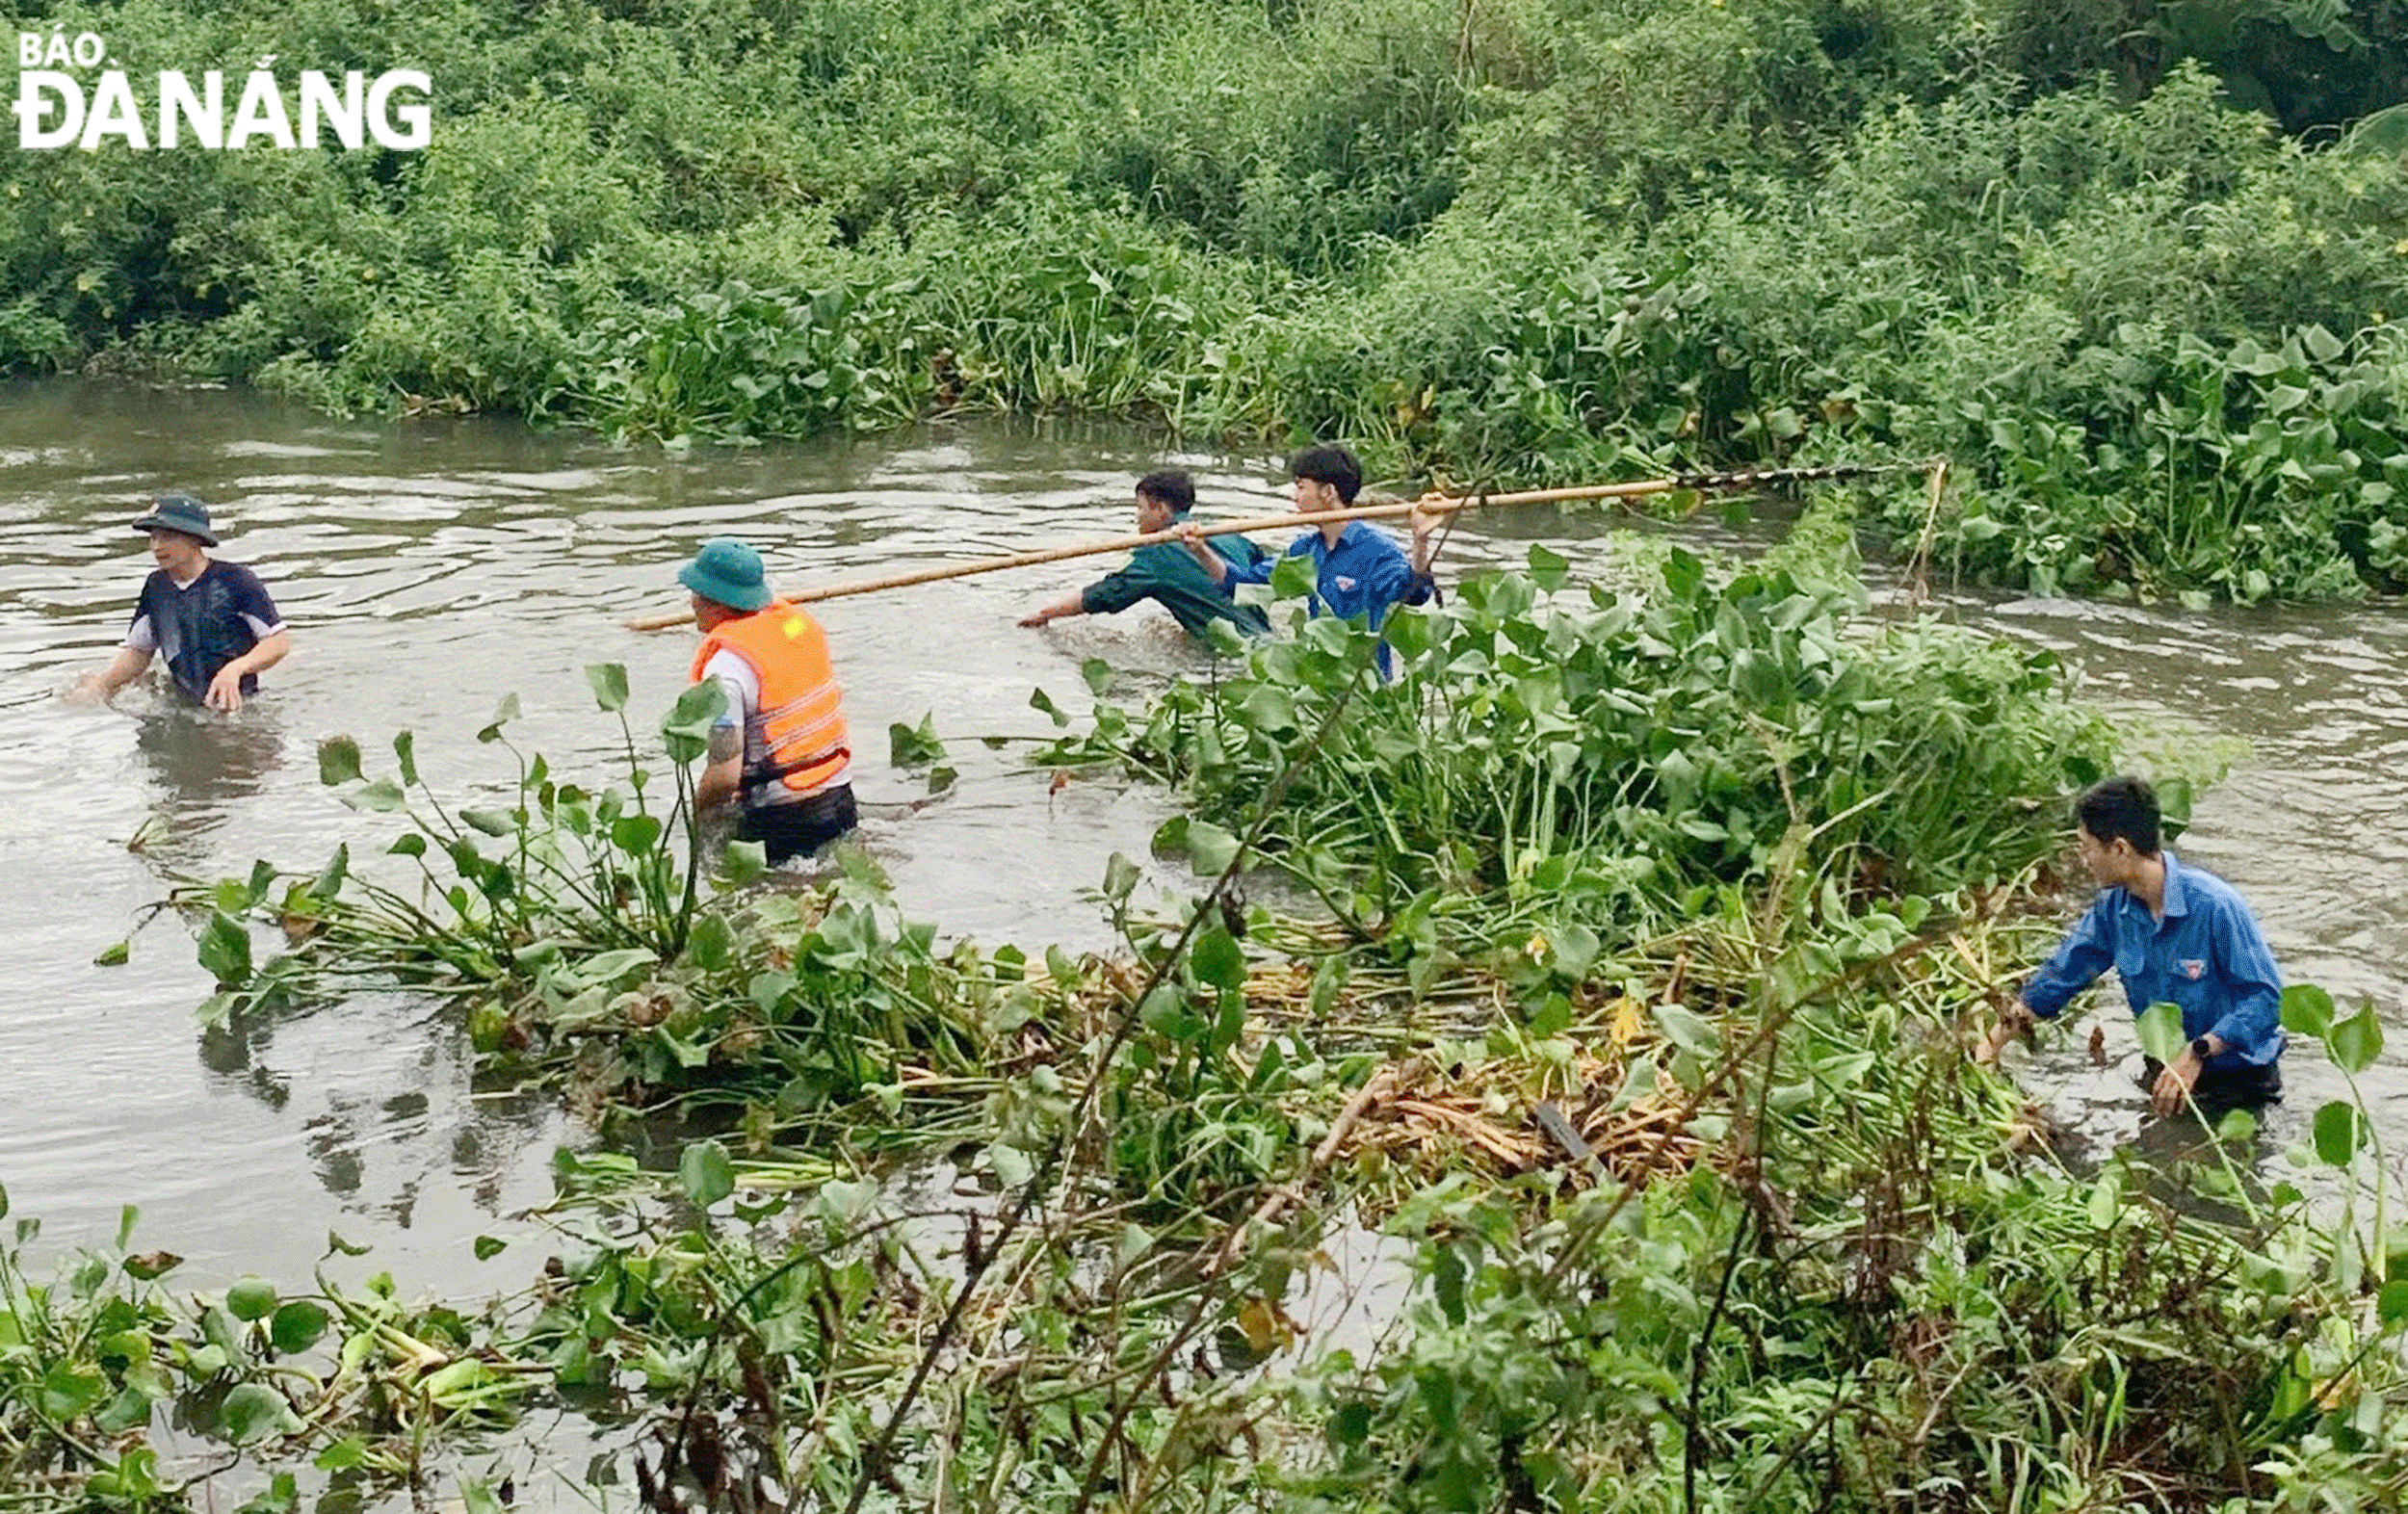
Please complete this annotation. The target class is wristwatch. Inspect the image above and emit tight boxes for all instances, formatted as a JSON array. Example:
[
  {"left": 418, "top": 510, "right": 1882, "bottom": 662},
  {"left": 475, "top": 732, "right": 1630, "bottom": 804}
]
[{"left": 2189, "top": 1035, "right": 2216, "bottom": 1061}]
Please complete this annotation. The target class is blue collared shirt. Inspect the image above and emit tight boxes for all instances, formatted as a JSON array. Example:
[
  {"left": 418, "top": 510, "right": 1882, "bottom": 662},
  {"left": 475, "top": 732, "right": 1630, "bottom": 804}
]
[
  {"left": 1224, "top": 521, "right": 1435, "bottom": 674},
  {"left": 2021, "top": 850, "right": 2286, "bottom": 1069}
]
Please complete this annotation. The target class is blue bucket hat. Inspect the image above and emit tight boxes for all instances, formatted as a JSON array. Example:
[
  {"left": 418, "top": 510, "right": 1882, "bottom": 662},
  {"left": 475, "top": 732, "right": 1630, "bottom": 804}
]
[
  {"left": 678, "top": 536, "right": 772, "bottom": 613},
  {"left": 131, "top": 491, "right": 218, "bottom": 547}
]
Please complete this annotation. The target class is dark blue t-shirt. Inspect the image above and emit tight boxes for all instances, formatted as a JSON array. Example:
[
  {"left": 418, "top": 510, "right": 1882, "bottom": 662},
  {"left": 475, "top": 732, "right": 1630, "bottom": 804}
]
[{"left": 128, "top": 560, "right": 282, "bottom": 701}]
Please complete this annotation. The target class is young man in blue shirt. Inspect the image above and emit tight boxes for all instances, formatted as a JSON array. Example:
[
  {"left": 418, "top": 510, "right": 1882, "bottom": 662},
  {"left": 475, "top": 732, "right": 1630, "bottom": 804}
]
[
  {"left": 1175, "top": 445, "right": 1439, "bottom": 675},
  {"left": 1980, "top": 775, "right": 2286, "bottom": 1114}
]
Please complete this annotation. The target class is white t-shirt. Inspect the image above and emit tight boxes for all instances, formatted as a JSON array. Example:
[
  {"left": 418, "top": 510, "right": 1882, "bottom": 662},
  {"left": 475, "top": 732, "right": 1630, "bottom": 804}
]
[{"left": 700, "top": 648, "right": 761, "bottom": 725}]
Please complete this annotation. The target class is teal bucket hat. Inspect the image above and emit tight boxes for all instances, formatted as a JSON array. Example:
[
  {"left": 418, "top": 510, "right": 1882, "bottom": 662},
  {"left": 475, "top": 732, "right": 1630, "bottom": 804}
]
[
  {"left": 678, "top": 536, "right": 772, "bottom": 613},
  {"left": 131, "top": 491, "right": 218, "bottom": 546}
]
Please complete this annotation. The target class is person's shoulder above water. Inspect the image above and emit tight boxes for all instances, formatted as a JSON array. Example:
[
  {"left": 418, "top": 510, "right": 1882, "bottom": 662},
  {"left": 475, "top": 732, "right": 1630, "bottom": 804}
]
[{"left": 2162, "top": 850, "right": 2266, "bottom": 921}]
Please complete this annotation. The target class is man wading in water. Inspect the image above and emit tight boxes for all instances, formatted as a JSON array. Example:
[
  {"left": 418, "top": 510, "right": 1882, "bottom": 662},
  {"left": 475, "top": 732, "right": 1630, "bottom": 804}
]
[
  {"left": 1017, "top": 468, "right": 1269, "bottom": 640},
  {"left": 74, "top": 493, "right": 290, "bottom": 713},
  {"left": 1980, "top": 775, "right": 2287, "bottom": 1116},
  {"left": 680, "top": 537, "right": 859, "bottom": 864},
  {"left": 1176, "top": 444, "right": 1441, "bottom": 678}
]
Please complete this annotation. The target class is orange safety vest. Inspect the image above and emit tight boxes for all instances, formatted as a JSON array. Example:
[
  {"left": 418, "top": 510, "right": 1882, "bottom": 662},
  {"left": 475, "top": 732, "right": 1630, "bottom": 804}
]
[{"left": 688, "top": 600, "right": 851, "bottom": 804}]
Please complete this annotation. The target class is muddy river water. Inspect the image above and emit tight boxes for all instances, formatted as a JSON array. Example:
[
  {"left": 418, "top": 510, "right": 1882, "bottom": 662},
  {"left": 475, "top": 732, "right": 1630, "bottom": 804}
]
[{"left": 3, "top": 378, "right": 2403, "bottom": 1300}]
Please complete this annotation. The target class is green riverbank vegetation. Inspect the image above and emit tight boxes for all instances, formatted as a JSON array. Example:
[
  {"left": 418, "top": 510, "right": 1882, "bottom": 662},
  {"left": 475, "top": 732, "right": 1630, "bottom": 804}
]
[
  {"left": 13, "top": 533, "right": 2408, "bottom": 1512},
  {"left": 6, "top": 0, "right": 2408, "bottom": 600}
]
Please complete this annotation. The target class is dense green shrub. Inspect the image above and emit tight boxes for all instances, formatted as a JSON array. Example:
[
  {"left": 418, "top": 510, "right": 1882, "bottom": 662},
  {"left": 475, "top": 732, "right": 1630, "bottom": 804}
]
[{"left": 7, "top": 0, "right": 2408, "bottom": 594}]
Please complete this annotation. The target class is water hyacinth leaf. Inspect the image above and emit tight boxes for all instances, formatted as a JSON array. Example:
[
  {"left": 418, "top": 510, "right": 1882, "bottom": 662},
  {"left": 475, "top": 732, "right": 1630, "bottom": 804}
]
[
  {"left": 473, "top": 1235, "right": 508, "bottom": 1261},
  {"left": 316, "top": 736, "right": 362, "bottom": 787},
  {"left": 612, "top": 814, "right": 664, "bottom": 856},
  {"left": 1550, "top": 922, "right": 1601, "bottom": 981},
  {"left": 2379, "top": 1279, "right": 2408, "bottom": 1324},
  {"left": 1730, "top": 648, "right": 1785, "bottom": 704},
  {"left": 929, "top": 764, "right": 957, "bottom": 793},
  {"left": 478, "top": 692, "right": 522, "bottom": 744},
  {"left": 1527, "top": 543, "right": 1569, "bottom": 592},
  {"left": 393, "top": 730, "right": 418, "bottom": 787},
  {"left": 87, "top": 1448, "right": 165, "bottom": 1501},
  {"left": 1192, "top": 926, "right": 1245, "bottom": 991},
  {"left": 1526, "top": 993, "right": 1573, "bottom": 1036},
  {"left": 270, "top": 1301, "right": 329, "bottom": 1354},
  {"left": 388, "top": 833, "right": 427, "bottom": 858},
  {"left": 2280, "top": 983, "right": 2336, "bottom": 1038},
  {"left": 720, "top": 840, "right": 768, "bottom": 885},
  {"left": 198, "top": 912, "right": 252, "bottom": 988},
  {"left": 1653, "top": 1002, "right": 1717, "bottom": 1058},
  {"left": 1103, "top": 851, "right": 1141, "bottom": 902},
  {"left": 678, "top": 1138, "right": 736, "bottom": 1207},
  {"left": 1609, "top": 1049, "right": 1666, "bottom": 1111},
  {"left": 1081, "top": 657, "right": 1115, "bottom": 695},
  {"left": 1270, "top": 554, "right": 1318, "bottom": 600},
  {"left": 661, "top": 679, "right": 727, "bottom": 765},
  {"left": 1029, "top": 685, "right": 1069, "bottom": 727},
  {"left": 1384, "top": 606, "right": 1431, "bottom": 661},
  {"left": 460, "top": 1479, "right": 506, "bottom": 1514},
  {"left": 225, "top": 1276, "right": 277, "bottom": 1321},
  {"left": 314, "top": 1438, "right": 368, "bottom": 1473},
  {"left": 461, "top": 808, "right": 517, "bottom": 838},
  {"left": 586, "top": 662, "right": 631, "bottom": 713},
  {"left": 310, "top": 844, "right": 350, "bottom": 903},
  {"left": 238, "top": 1474, "right": 300, "bottom": 1514},
  {"left": 331, "top": 770, "right": 412, "bottom": 817},
  {"left": 40, "top": 1362, "right": 108, "bottom": 1421},
  {"left": 1240, "top": 683, "right": 1296, "bottom": 733},
  {"left": 576, "top": 948, "right": 659, "bottom": 987},
  {"left": 2086, "top": 1164, "right": 2123, "bottom": 1227},
  {"left": 1203, "top": 616, "right": 1251, "bottom": 656},
  {"left": 990, "top": 1141, "right": 1034, "bottom": 1188},
  {"left": 2134, "top": 1002, "right": 2188, "bottom": 1066},
  {"left": 688, "top": 910, "right": 735, "bottom": 971},
  {"left": 1184, "top": 821, "right": 1243, "bottom": 875},
  {"left": 221, "top": 1381, "right": 302, "bottom": 1445},
  {"left": 1153, "top": 815, "right": 1190, "bottom": 854},
  {"left": 2329, "top": 1005, "right": 2383, "bottom": 1076},
  {"left": 2155, "top": 775, "right": 2194, "bottom": 837},
  {"left": 889, "top": 714, "right": 945, "bottom": 767},
  {"left": 2314, "top": 1100, "right": 2367, "bottom": 1166},
  {"left": 92, "top": 938, "right": 129, "bottom": 967},
  {"left": 2215, "top": 1107, "right": 2260, "bottom": 1143}
]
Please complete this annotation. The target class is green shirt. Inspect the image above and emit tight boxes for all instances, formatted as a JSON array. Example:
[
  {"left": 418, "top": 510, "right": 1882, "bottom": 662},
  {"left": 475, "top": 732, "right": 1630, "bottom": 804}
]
[{"left": 1080, "top": 535, "right": 1269, "bottom": 640}]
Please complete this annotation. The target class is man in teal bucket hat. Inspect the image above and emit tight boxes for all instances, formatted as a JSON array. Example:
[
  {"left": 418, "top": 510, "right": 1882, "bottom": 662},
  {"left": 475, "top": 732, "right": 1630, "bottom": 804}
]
[
  {"left": 680, "top": 537, "right": 858, "bottom": 863},
  {"left": 75, "top": 492, "right": 291, "bottom": 712}
]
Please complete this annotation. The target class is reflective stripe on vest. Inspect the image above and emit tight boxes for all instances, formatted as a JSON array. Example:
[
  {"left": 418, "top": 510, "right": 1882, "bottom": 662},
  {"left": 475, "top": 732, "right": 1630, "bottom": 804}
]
[{"left": 688, "top": 600, "right": 851, "bottom": 803}]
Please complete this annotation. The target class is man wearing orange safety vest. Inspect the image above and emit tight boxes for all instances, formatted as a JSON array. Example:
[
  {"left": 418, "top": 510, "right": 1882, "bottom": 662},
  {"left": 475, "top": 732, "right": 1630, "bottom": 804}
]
[{"left": 679, "top": 537, "right": 858, "bottom": 863}]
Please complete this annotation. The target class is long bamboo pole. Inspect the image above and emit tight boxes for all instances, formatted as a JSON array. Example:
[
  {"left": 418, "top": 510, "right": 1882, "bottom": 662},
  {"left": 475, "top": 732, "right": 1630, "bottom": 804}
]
[{"left": 622, "top": 459, "right": 1931, "bottom": 631}]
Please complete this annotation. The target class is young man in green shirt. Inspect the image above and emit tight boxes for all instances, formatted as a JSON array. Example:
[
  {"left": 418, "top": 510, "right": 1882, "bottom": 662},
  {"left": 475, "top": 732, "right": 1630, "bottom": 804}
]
[{"left": 1018, "top": 470, "right": 1269, "bottom": 640}]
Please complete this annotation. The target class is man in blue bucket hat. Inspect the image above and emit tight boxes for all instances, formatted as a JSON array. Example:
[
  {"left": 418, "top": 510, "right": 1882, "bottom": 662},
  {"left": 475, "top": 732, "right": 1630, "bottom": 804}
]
[
  {"left": 75, "top": 492, "right": 290, "bottom": 713},
  {"left": 680, "top": 537, "right": 858, "bottom": 864}
]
